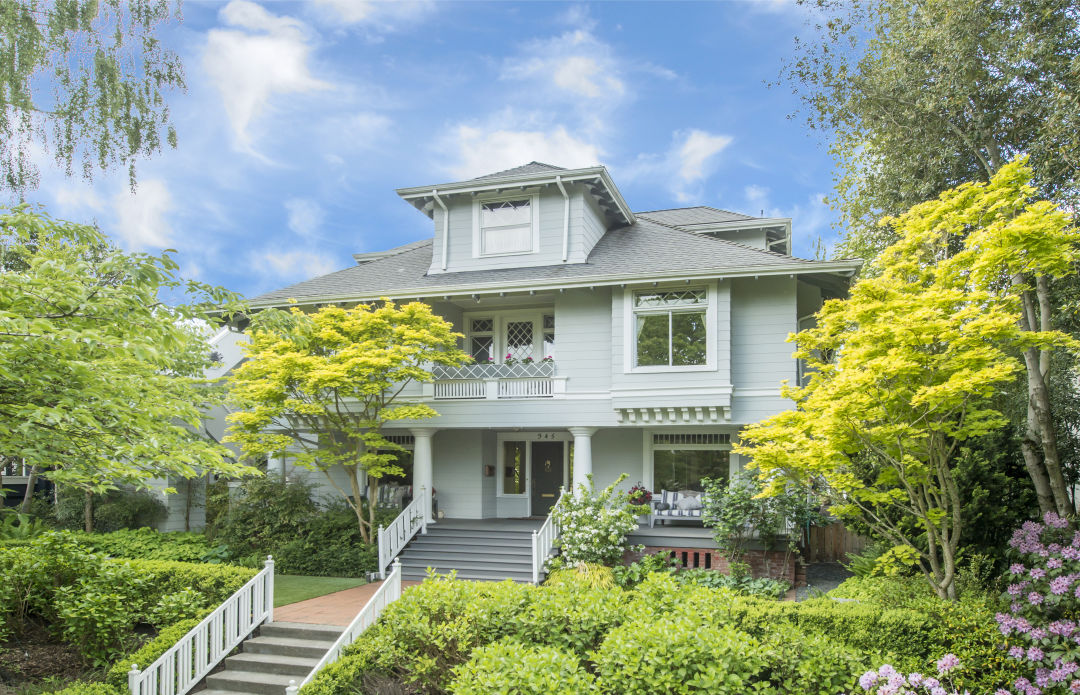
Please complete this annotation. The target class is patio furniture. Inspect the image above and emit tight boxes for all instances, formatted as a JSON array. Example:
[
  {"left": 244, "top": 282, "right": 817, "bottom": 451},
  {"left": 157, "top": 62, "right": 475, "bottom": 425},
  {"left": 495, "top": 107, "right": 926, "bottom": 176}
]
[{"left": 649, "top": 489, "right": 707, "bottom": 527}]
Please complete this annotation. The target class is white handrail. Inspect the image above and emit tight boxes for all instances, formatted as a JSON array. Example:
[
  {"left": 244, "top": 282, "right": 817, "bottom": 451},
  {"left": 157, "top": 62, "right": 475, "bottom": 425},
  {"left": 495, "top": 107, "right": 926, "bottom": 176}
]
[
  {"left": 287, "top": 560, "right": 403, "bottom": 695},
  {"left": 377, "top": 486, "right": 427, "bottom": 579},
  {"left": 128, "top": 556, "right": 274, "bottom": 695},
  {"left": 531, "top": 489, "right": 565, "bottom": 584}
]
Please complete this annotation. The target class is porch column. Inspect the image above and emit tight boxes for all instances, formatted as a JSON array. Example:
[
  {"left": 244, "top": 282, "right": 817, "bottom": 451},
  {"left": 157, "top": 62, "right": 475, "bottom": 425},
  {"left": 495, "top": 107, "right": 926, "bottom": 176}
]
[
  {"left": 410, "top": 428, "right": 438, "bottom": 524},
  {"left": 568, "top": 427, "right": 598, "bottom": 494}
]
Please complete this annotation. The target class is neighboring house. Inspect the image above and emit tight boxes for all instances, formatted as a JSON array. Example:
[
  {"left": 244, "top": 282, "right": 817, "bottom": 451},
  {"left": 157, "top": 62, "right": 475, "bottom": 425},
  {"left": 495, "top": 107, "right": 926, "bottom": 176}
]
[{"left": 237, "top": 162, "right": 860, "bottom": 529}]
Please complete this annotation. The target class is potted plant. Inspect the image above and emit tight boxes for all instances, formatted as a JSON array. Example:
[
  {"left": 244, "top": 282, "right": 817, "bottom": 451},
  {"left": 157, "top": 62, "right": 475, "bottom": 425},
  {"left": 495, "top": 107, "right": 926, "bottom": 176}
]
[{"left": 627, "top": 484, "right": 652, "bottom": 506}]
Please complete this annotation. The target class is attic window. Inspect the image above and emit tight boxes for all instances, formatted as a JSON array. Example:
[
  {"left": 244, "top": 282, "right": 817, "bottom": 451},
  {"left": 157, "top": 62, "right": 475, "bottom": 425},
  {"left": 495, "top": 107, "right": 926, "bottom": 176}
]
[{"left": 478, "top": 197, "right": 536, "bottom": 256}]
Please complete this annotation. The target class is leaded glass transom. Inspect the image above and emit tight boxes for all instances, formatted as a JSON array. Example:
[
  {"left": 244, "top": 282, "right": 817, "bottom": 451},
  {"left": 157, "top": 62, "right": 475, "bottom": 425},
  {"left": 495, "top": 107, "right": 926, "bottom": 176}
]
[{"left": 634, "top": 288, "right": 707, "bottom": 308}]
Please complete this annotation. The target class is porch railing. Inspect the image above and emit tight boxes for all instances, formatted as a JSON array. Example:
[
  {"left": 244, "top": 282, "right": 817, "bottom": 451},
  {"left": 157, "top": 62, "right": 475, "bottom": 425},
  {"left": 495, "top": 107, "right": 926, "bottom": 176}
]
[
  {"left": 286, "top": 560, "right": 403, "bottom": 695},
  {"left": 377, "top": 486, "right": 427, "bottom": 579},
  {"left": 128, "top": 557, "right": 274, "bottom": 695},
  {"left": 531, "top": 489, "right": 566, "bottom": 584}
]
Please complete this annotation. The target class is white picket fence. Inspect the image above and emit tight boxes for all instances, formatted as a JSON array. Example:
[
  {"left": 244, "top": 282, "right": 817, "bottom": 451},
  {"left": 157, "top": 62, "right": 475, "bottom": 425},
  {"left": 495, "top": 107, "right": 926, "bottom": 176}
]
[
  {"left": 286, "top": 560, "right": 403, "bottom": 694},
  {"left": 128, "top": 557, "right": 275, "bottom": 695},
  {"left": 377, "top": 487, "right": 427, "bottom": 579},
  {"left": 531, "top": 490, "right": 565, "bottom": 583}
]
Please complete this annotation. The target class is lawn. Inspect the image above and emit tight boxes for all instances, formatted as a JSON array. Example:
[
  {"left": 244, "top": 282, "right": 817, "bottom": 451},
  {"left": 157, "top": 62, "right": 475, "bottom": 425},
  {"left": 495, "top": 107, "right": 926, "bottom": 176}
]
[{"left": 274, "top": 574, "right": 368, "bottom": 607}]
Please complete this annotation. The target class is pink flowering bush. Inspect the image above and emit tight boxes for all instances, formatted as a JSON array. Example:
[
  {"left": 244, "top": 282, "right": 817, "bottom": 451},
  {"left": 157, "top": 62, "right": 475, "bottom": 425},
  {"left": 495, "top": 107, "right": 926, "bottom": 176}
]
[
  {"left": 858, "top": 654, "right": 973, "bottom": 695},
  {"left": 995, "top": 512, "right": 1080, "bottom": 695}
]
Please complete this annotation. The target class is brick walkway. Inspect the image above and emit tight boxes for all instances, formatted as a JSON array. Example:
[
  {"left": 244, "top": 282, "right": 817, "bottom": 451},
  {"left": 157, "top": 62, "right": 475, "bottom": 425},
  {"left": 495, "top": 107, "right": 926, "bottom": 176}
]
[{"left": 274, "top": 580, "right": 422, "bottom": 626}]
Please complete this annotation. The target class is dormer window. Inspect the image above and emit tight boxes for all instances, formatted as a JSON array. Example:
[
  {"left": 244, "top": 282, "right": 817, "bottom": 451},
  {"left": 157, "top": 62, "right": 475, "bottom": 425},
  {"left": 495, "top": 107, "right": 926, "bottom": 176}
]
[{"left": 474, "top": 194, "right": 539, "bottom": 257}]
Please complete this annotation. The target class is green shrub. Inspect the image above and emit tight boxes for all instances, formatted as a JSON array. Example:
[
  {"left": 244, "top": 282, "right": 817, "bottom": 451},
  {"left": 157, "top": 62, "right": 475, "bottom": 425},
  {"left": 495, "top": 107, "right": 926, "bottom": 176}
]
[
  {"left": 512, "top": 582, "right": 628, "bottom": 657},
  {"left": 550, "top": 474, "right": 646, "bottom": 569},
  {"left": 147, "top": 588, "right": 207, "bottom": 628},
  {"left": 674, "top": 568, "right": 789, "bottom": 599},
  {"left": 104, "top": 613, "right": 209, "bottom": 690},
  {"left": 69, "top": 528, "right": 226, "bottom": 563},
  {"left": 45, "top": 682, "right": 121, "bottom": 695},
  {"left": 55, "top": 581, "right": 138, "bottom": 666},
  {"left": 451, "top": 639, "right": 596, "bottom": 694},
  {"left": 612, "top": 551, "right": 678, "bottom": 589},
  {"left": 754, "top": 623, "right": 867, "bottom": 694},
  {"left": 593, "top": 616, "right": 766, "bottom": 694},
  {"left": 544, "top": 562, "right": 615, "bottom": 589},
  {"left": 122, "top": 558, "right": 257, "bottom": 605},
  {"left": 55, "top": 488, "right": 166, "bottom": 532}
]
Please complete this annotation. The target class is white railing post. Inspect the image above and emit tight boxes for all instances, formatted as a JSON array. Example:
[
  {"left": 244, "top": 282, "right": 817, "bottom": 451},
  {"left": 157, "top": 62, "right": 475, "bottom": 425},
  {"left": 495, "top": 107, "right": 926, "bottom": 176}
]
[
  {"left": 531, "top": 531, "right": 539, "bottom": 584},
  {"left": 264, "top": 555, "right": 275, "bottom": 623},
  {"left": 377, "top": 525, "right": 387, "bottom": 580},
  {"left": 128, "top": 664, "right": 141, "bottom": 695},
  {"left": 420, "top": 486, "right": 429, "bottom": 535},
  {"left": 286, "top": 680, "right": 298, "bottom": 695},
  {"left": 391, "top": 558, "right": 402, "bottom": 599}
]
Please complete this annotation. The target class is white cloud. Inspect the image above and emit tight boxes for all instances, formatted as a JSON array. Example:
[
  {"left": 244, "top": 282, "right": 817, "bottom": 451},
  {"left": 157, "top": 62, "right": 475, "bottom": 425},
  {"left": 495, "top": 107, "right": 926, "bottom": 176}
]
[
  {"left": 503, "top": 29, "right": 625, "bottom": 101},
  {"left": 624, "top": 128, "right": 734, "bottom": 203},
  {"left": 445, "top": 121, "right": 603, "bottom": 180},
  {"left": 284, "top": 197, "right": 325, "bottom": 239},
  {"left": 112, "top": 179, "right": 175, "bottom": 249},
  {"left": 251, "top": 249, "right": 338, "bottom": 282},
  {"left": 677, "top": 130, "right": 733, "bottom": 183},
  {"left": 310, "top": 0, "right": 434, "bottom": 30},
  {"left": 204, "top": 1, "right": 332, "bottom": 153},
  {"left": 53, "top": 185, "right": 104, "bottom": 215}
]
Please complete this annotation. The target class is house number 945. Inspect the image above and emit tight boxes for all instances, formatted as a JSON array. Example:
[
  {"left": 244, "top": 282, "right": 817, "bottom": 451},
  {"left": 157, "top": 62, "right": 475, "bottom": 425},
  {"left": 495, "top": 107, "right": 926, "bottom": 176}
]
[{"left": 535, "top": 433, "right": 558, "bottom": 440}]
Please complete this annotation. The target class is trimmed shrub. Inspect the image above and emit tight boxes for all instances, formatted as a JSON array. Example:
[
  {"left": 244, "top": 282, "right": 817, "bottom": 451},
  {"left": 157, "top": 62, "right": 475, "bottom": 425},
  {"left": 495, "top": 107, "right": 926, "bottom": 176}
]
[
  {"left": 122, "top": 558, "right": 257, "bottom": 605},
  {"left": 593, "top": 617, "right": 766, "bottom": 694},
  {"left": 68, "top": 528, "right": 225, "bottom": 563},
  {"left": 104, "top": 613, "right": 209, "bottom": 690},
  {"left": 511, "top": 582, "right": 628, "bottom": 656},
  {"left": 451, "top": 639, "right": 596, "bottom": 694},
  {"left": 45, "top": 682, "right": 120, "bottom": 695}
]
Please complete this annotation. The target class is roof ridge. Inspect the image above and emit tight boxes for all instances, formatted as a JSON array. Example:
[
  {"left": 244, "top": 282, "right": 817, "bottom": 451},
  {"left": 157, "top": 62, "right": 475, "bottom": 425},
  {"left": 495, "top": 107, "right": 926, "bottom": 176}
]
[
  {"left": 633, "top": 216, "right": 811, "bottom": 263},
  {"left": 636, "top": 205, "right": 755, "bottom": 218}
]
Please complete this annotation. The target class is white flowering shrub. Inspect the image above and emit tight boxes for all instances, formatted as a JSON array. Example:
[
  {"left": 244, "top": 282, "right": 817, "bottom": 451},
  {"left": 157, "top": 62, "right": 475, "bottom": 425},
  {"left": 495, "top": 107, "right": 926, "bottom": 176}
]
[{"left": 549, "top": 474, "right": 648, "bottom": 570}]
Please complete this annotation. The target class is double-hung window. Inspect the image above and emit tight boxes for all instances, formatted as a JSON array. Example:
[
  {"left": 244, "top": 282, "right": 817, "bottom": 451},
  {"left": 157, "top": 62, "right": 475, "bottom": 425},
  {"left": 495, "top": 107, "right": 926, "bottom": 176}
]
[
  {"left": 633, "top": 287, "right": 709, "bottom": 368},
  {"left": 477, "top": 196, "right": 536, "bottom": 256}
]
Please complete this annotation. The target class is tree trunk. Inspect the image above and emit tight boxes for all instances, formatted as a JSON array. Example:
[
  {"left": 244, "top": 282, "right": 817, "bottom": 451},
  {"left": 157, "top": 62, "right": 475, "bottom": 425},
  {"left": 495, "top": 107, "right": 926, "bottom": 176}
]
[
  {"left": 84, "top": 489, "right": 94, "bottom": 533},
  {"left": 367, "top": 474, "right": 380, "bottom": 546},
  {"left": 19, "top": 464, "right": 39, "bottom": 514},
  {"left": 346, "top": 464, "right": 369, "bottom": 543}
]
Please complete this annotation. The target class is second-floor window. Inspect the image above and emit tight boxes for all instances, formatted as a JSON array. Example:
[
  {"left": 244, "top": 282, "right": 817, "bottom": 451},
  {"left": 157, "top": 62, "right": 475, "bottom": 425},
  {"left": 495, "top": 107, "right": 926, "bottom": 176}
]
[
  {"left": 476, "top": 196, "right": 537, "bottom": 256},
  {"left": 466, "top": 312, "right": 554, "bottom": 363},
  {"left": 633, "top": 287, "right": 708, "bottom": 368}
]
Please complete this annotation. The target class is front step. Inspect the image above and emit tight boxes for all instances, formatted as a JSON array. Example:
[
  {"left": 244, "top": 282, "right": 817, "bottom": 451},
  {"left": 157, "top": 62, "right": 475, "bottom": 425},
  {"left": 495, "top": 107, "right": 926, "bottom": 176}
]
[
  {"left": 193, "top": 622, "right": 342, "bottom": 695},
  {"left": 396, "top": 521, "right": 541, "bottom": 583}
]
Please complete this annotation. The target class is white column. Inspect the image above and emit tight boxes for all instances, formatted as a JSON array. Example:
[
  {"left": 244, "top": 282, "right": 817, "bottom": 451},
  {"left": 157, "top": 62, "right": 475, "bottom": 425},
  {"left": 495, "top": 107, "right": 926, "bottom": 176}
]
[
  {"left": 568, "top": 427, "right": 598, "bottom": 494},
  {"left": 277, "top": 453, "right": 287, "bottom": 479},
  {"left": 410, "top": 428, "right": 437, "bottom": 523}
]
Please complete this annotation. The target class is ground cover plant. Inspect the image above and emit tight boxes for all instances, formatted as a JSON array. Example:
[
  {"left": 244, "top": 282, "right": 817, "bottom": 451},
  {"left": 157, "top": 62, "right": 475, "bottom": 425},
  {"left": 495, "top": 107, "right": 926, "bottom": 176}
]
[{"left": 300, "top": 566, "right": 1015, "bottom": 695}]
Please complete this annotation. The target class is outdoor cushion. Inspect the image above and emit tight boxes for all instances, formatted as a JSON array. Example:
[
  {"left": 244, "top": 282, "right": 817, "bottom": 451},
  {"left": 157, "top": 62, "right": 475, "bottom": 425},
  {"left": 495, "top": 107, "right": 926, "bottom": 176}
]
[{"left": 676, "top": 496, "right": 702, "bottom": 511}]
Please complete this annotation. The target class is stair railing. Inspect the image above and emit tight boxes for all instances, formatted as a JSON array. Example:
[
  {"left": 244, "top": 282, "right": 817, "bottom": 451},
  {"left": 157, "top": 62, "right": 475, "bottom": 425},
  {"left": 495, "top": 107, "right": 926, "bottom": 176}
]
[
  {"left": 531, "top": 489, "right": 566, "bottom": 584},
  {"left": 286, "top": 560, "right": 403, "bottom": 695},
  {"left": 377, "top": 486, "right": 427, "bottom": 579},
  {"left": 128, "top": 556, "right": 275, "bottom": 695}
]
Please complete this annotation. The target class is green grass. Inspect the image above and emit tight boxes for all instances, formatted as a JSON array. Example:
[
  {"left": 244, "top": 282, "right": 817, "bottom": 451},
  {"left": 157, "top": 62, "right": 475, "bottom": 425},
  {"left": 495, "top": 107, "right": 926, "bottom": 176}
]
[{"left": 274, "top": 574, "right": 368, "bottom": 607}]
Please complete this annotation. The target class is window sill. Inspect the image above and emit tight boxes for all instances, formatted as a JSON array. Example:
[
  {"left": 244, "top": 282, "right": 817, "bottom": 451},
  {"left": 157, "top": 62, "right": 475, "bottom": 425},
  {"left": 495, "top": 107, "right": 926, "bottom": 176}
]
[
  {"left": 626, "top": 364, "right": 716, "bottom": 374},
  {"left": 476, "top": 249, "right": 536, "bottom": 258}
]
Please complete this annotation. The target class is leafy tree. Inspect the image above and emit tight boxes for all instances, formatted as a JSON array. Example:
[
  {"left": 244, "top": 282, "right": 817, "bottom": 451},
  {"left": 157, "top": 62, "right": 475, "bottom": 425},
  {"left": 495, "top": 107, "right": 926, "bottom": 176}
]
[
  {"left": 782, "top": 0, "right": 1080, "bottom": 259},
  {"left": 878, "top": 158, "right": 1079, "bottom": 517},
  {"left": 0, "top": 206, "right": 256, "bottom": 530},
  {"left": 738, "top": 255, "right": 1026, "bottom": 600},
  {"left": 0, "top": 0, "right": 184, "bottom": 193},
  {"left": 225, "top": 302, "right": 469, "bottom": 543}
]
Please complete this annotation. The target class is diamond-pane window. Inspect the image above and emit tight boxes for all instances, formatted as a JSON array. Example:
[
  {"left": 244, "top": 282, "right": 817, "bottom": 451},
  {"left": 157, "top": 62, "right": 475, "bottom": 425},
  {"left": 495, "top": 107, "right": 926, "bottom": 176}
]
[
  {"left": 471, "top": 318, "right": 493, "bottom": 333},
  {"left": 634, "top": 288, "right": 707, "bottom": 308},
  {"left": 505, "top": 321, "right": 534, "bottom": 362}
]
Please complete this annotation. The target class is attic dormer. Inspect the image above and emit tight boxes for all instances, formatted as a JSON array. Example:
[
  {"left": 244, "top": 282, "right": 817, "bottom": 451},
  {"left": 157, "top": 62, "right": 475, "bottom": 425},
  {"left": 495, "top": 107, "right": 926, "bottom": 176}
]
[{"left": 396, "top": 162, "right": 634, "bottom": 275}]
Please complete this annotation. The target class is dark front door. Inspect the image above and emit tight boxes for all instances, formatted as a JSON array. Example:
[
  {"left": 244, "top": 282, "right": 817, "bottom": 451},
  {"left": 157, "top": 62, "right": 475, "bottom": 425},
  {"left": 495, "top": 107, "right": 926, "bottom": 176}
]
[{"left": 531, "top": 441, "right": 564, "bottom": 515}]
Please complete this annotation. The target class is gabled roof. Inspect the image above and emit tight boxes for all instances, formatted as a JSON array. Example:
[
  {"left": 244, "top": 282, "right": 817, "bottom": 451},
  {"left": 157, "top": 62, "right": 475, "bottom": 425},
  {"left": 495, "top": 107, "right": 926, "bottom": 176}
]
[
  {"left": 637, "top": 206, "right": 758, "bottom": 227},
  {"left": 471, "top": 162, "right": 566, "bottom": 181},
  {"left": 250, "top": 217, "right": 860, "bottom": 307},
  {"left": 352, "top": 239, "right": 431, "bottom": 264}
]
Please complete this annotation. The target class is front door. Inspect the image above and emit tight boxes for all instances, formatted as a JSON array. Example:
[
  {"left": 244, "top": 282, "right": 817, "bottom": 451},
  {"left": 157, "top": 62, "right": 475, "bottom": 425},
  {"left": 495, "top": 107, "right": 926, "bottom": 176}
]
[{"left": 530, "top": 441, "right": 564, "bottom": 515}]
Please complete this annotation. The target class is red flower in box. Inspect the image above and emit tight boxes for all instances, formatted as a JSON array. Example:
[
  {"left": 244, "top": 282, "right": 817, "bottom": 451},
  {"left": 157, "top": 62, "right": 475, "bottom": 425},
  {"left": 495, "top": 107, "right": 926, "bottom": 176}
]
[{"left": 628, "top": 484, "right": 652, "bottom": 505}]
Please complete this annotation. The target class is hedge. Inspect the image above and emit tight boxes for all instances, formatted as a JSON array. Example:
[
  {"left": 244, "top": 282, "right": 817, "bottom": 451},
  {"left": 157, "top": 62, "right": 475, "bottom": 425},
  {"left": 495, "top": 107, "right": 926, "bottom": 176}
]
[{"left": 104, "top": 612, "right": 212, "bottom": 690}]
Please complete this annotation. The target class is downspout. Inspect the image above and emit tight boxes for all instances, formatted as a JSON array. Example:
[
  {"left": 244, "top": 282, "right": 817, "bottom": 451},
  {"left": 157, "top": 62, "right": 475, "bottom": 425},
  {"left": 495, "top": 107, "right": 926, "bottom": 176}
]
[
  {"left": 556, "top": 176, "right": 569, "bottom": 262},
  {"left": 433, "top": 189, "right": 449, "bottom": 272}
]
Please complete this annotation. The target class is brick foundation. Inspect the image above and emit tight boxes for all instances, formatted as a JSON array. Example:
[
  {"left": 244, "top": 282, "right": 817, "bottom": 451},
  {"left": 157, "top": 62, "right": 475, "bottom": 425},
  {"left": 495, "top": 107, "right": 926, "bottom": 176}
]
[{"left": 626, "top": 546, "right": 806, "bottom": 587}]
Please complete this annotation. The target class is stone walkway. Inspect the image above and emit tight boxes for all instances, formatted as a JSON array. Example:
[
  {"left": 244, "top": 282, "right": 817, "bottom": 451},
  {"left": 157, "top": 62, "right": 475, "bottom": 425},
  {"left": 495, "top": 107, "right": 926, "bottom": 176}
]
[{"left": 274, "top": 580, "right": 421, "bottom": 626}]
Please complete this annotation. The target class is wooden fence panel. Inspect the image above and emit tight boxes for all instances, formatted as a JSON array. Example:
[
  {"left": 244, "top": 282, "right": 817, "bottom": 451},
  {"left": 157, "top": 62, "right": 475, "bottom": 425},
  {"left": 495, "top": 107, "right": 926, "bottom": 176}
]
[{"left": 803, "top": 523, "right": 868, "bottom": 563}]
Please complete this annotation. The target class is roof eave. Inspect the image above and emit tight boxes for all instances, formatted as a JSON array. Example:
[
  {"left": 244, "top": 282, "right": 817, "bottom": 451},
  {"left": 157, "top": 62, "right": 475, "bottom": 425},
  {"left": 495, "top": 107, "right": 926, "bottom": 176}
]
[{"left": 248, "top": 259, "right": 863, "bottom": 309}]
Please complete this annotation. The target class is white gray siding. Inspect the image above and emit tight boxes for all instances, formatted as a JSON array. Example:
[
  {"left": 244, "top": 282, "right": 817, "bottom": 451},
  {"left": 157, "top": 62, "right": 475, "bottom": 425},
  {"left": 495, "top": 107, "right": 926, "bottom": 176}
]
[{"left": 730, "top": 276, "right": 797, "bottom": 423}]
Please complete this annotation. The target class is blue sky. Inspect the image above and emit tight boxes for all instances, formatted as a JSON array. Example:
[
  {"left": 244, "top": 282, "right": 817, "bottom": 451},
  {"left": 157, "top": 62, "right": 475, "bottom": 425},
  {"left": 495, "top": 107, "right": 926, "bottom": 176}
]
[{"left": 26, "top": 0, "right": 837, "bottom": 299}]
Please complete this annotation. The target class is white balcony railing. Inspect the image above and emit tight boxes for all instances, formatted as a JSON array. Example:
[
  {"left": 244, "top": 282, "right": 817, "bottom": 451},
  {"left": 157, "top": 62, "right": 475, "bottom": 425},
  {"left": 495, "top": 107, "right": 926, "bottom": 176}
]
[{"left": 429, "top": 362, "right": 562, "bottom": 400}]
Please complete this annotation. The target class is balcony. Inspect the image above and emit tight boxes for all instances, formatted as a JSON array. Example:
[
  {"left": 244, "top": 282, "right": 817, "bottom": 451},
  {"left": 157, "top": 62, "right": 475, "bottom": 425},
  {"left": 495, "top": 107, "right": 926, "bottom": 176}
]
[{"left": 428, "top": 362, "right": 564, "bottom": 400}]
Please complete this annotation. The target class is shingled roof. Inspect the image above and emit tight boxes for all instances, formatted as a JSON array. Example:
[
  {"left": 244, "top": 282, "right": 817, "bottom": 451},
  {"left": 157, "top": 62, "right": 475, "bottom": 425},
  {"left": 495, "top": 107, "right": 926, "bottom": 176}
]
[
  {"left": 636, "top": 206, "right": 759, "bottom": 227},
  {"left": 471, "top": 162, "right": 567, "bottom": 181},
  {"left": 249, "top": 216, "right": 854, "bottom": 307}
]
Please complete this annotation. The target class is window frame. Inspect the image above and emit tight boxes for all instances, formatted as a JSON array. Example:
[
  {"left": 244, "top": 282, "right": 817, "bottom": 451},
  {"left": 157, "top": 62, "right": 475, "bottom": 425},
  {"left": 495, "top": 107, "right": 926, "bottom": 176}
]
[
  {"left": 495, "top": 432, "right": 572, "bottom": 500},
  {"left": 463, "top": 309, "right": 555, "bottom": 364},
  {"left": 641, "top": 428, "right": 736, "bottom": 492},
  {"left": 472, "top": 191, "right": 541, "bottom": 258},
  {"left": 624, "top": 281, "right": 717, "bottom": 373}
]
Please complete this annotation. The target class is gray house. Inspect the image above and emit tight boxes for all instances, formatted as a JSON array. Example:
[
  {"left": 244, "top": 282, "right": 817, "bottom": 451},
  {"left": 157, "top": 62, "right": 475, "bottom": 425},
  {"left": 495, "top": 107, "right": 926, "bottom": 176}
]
[{"left": 231, "top": 162, "right": 859, "bottom": 581}]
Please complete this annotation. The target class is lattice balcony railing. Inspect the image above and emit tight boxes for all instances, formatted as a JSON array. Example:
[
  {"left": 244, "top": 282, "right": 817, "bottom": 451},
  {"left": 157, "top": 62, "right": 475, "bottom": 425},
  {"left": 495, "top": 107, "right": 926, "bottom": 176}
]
[{"left": 432, "top": 361, "right": 555, "bottom": 380}]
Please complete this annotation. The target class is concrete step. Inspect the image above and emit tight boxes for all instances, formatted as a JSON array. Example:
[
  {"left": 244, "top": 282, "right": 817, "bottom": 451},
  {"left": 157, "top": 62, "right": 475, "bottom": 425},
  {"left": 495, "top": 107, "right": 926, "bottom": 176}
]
[
  {"left": 205, "top": 669, "right": 295, "bottom": 695},
  {"left": 243, "top": 635, "right": 336, "bottom": 659},
  {"left": 401, "top": 567, "right": 535, "bottom": 582},
  {"left": 259, "top": 621, "right": 342, "bottom": 641},
  {"left": 407, "top": 536, "right": 533, "bottom": 550},
  {"left": 224, "top": 652, "right": 319, "bottom": 677},
  {"left": 423, "top": 529, "right": 535, "bottom": 541}
]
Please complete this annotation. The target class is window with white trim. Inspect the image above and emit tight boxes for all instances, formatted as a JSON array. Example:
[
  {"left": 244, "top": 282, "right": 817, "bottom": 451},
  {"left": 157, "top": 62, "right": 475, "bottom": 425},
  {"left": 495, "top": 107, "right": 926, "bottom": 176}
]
[
  {"left": 479, "top": 199, "right": 534, "bottom": 255},
  {"left": 464, "top": 311, "right": 555, "bottom": 363},
  {"left": 651, "top": 433, "right": 730, "bottom": 492},
  {"left": 469, "top": 318, "right": 494, "bottom": 363},
  {"left": 633, "top": 288, "right": 708, "bottom": 367}
]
